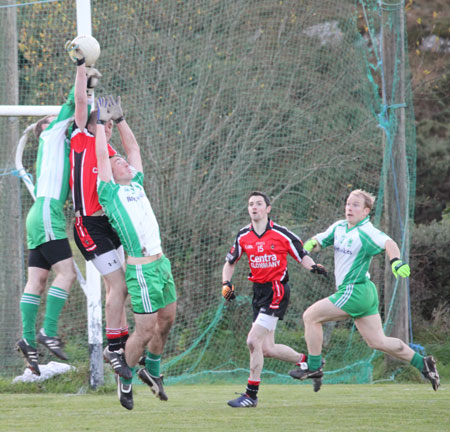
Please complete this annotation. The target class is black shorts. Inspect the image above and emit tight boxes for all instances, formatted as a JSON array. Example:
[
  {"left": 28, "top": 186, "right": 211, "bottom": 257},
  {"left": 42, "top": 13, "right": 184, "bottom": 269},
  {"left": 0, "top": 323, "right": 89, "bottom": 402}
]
[
  {"left": 74, "top": 215, "right": 121, "bottom": 261},
  {"left": 28, "top": 238, "right": 73, "bottom": 270},
  {"left": 252, "top": 281, "right": 290, "bottom": 321}
]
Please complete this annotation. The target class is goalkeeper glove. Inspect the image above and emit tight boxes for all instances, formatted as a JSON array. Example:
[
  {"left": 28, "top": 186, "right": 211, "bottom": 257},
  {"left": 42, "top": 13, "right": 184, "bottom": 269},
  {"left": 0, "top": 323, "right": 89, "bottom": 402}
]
[
  {"left": 108, "top": 95, "right": 125, "bottom": 123},
  {"left": 222, "top": 281, "right": 236, "bottom": 301},
  {"left": 310, "top": 264, "right": 328, "bottom": 277},
  {"left": 86, "top": 67, "right": 102, "bottom": 96},
  {"left": 96, "top": 96, "right": 112, "bottom": 124},
  {"left": 65, "top": 40, "right": 85, "bottom": 65},
  {"left": 390, "top": 258, "right": 410, "bottom": 279},
  {"left": 303, "top": 238, "right": 318, "bottom": 253}
]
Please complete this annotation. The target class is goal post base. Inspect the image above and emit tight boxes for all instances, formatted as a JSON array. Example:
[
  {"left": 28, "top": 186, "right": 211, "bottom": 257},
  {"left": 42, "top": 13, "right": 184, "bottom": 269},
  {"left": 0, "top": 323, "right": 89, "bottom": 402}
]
[{"left": 89, "top": 343, "right": 104, "bottom": 389}]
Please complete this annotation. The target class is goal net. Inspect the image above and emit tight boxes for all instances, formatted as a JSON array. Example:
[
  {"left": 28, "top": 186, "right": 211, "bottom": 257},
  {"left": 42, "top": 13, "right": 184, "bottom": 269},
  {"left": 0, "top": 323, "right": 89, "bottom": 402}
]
[{"left": 0, "top": 0, "right": 416, "bottom": 385}]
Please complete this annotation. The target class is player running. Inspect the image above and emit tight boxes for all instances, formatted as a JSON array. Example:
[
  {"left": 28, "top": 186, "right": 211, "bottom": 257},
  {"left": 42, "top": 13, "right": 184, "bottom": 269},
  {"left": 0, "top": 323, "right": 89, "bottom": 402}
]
[
  {"left": 289, "top": 189, "right": 440, "bottom": 391},
  {"left": 16, "top": 90, "right": 77, "bottom": 375},
  {"left": 222, "top": 191, "right": 328, "bottom": 408},
  {"left": 95, "top": 95, "right": 177, "bottom": 410}
]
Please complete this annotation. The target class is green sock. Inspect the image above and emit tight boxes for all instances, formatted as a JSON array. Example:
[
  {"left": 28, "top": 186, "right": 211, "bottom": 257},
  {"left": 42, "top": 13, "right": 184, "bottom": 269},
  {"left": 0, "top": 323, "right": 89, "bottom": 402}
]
[
  {"left": 410, "top": 352, "right": 424, "bottom": 371},
  {"left": 307, "top": 354, "right": 322, "bottom": 371},
  {"left": 120, "top": 367, "right": 135, "bottom": 385},
  {"left": 145, "top": 351, "right": 162, "bottom": 377},
  {"left": 43, "top": 286, "right": 69, "bottom": 337},
  {"left": 20, "top": 293, "right": 41, "bottom": 347}
]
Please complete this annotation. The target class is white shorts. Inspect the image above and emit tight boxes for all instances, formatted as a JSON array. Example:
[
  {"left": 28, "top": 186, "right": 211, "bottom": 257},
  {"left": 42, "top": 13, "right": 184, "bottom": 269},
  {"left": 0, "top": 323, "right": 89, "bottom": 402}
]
[
  {"left": 91, "top": 246, "right": 125, "bottom": 275},
  {"left": 254, "top": 312, "right": 279, "bottom": 331}
]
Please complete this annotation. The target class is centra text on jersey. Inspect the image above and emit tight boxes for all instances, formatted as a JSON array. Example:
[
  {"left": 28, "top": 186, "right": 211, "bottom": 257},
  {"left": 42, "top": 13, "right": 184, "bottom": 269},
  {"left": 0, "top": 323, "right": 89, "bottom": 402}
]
[{"left": 249, "top": 254, "right": 280, "bottom": 268}]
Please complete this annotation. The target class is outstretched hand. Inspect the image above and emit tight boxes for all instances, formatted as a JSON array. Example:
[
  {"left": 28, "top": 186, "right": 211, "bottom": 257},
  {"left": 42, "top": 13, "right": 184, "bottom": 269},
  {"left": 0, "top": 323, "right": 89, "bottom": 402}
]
[
  {"left": 96, "top": 96, "right": 112, "bottom": 123},
  {"left": 65, "top": 40, "right": 85, "bottom": 65},
  {"left": 108, "top": 95, "right": 124, "bottom": 123},
  {"left": 310, "top": 264, "right": 328, "bottom": 278}
]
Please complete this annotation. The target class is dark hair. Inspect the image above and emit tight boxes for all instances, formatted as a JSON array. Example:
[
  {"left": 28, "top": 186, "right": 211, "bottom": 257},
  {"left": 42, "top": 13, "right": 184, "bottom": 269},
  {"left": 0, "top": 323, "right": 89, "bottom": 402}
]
[
  {"left": 248, "top": 191, "right": 271, "bottom": 206},
  {"left": 33, "top": 115, "right": 54, "bottom": 140}
]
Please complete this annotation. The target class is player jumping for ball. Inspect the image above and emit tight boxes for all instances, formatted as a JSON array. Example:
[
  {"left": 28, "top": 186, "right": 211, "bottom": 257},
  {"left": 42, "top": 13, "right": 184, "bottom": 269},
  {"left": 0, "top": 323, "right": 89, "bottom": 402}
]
[{"left": 95, "top": 95, "right": 177, "bottom": 410}]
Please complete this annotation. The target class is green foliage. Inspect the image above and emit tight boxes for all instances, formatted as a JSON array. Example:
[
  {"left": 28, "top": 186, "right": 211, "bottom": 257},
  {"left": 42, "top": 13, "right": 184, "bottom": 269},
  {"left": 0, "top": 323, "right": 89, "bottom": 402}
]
[
  {"left": 410, "top": 219, "right": 450, "bottom": 321},
  {"left": 406, "top": 2, "right": 450, "bottom": 225},
  {"left": 414, "top": 113, "right": 450, "bottom": 223}
]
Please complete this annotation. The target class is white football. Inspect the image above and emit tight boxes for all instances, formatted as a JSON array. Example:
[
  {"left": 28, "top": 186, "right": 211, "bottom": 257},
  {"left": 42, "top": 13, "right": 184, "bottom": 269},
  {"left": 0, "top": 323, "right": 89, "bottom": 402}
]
[{"left": 71, "top": 34, "right": 101, "bottom": 66}]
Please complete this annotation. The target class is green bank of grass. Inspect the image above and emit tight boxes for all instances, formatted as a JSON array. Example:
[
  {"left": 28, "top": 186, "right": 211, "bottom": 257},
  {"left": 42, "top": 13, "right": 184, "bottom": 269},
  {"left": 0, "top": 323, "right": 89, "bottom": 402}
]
[{"left": 0, "top": 384, "right": 448, "bottom": 432}]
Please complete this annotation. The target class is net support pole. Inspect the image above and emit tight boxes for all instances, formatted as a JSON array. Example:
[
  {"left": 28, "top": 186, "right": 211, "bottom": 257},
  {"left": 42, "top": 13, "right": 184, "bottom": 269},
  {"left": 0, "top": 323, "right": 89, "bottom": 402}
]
[
  {"left": 381, "top": 1, "right": 410, "bottom": 345},
  {"left": 0, "top": 0, "right": 24, "bottom": 370},
  {"left": 76, "top": 0, "right": 104, "bottom": 389}
]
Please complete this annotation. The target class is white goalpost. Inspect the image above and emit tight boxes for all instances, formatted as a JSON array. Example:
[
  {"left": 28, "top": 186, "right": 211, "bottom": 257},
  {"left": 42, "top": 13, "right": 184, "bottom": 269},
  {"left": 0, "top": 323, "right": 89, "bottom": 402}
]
[
  {"left": 0, "top": 0, "right": 104, "bottom": 389},
  {"left": 0, "top": 106, "right": 60, "bottom": 117}
]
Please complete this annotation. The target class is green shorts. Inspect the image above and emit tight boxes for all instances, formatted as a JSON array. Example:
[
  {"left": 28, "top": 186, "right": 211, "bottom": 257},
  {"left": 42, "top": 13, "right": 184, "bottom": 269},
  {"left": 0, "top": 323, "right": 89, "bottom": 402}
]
[
  {"left": 126, "top": 255, "right": 177, "bottom": 314},
  {"left": 329, "top": 279, "right": 379, "bottom": 319},
  {"left": 26, "top": 197, "right": 67, "bottom": 249}
]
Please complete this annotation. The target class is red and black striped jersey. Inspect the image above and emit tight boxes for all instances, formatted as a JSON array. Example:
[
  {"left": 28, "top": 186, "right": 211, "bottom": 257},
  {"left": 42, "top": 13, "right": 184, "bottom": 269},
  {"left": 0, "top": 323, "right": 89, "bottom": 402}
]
[
  {"left": 70, "top": 128, "right": 116, "bottom": 216},
  {"left": 226, "top": 219, "right": 308, "bottom": 284}
]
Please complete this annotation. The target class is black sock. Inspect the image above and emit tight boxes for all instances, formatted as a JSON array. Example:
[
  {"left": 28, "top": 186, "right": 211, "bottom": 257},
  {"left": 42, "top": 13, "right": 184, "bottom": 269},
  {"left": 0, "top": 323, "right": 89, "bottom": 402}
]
[
  {"left": 107, "top": 337, "right": 122, "bottom": 352},
  {"left": 120, "top": 332, "right": 129, "bottom": 350},
  {"left": 246, "top": 380, "right": 260, "bottom": 400}
]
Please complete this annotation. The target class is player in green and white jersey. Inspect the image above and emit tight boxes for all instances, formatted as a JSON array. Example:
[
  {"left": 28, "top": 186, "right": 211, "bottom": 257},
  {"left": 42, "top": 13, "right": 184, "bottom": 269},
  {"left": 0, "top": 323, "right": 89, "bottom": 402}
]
[
  {"left": 95, "top": 95, "right": 176, "bottom": 410},
  {"left": 289, "top": 189, "right": 440, "bottom": 391},
  {"left": 17, "top": 89, "right": 78, "bottom": 376}
]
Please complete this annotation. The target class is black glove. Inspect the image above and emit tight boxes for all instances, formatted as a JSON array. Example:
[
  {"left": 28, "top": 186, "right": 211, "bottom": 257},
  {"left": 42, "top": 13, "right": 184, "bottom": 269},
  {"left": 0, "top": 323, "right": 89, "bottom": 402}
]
[
  {"left": 86, "top": 67, "right": 102, "bottom": 96},
  {"left": 222, "top": 281, "right": 236, "bottom": 301},
  {"left": 310, "top": 264, "right": 328, "bottom": 277}
]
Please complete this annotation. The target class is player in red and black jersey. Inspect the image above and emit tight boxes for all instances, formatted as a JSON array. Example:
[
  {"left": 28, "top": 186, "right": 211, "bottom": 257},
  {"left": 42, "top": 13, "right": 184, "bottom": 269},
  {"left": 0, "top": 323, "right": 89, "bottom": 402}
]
[
  {"left": 70, "top": 52, "right": 131, "bottom": 380},
  {"left": 222, "top": 191, "right": 327, "bottom": 408}
]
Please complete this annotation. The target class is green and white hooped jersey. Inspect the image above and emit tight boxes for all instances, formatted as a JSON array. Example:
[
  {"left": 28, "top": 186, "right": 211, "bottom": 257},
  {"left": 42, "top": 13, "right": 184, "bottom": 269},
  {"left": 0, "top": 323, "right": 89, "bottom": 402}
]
[
  {"left": 97, "top": 172, "right": 162, "bottom": 258},
  {"left": 34, "top": 88, "right": 75, "bottom": 203},
  {"left": 315, "top": 217, "right": 390, "bottom": 287}
]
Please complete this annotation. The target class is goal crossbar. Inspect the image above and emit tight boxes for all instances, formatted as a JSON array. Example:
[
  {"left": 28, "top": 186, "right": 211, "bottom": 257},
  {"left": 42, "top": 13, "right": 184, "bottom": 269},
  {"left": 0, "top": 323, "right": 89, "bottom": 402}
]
[{"left": 0, "top": 105, "right": 61, "bottom": 116}]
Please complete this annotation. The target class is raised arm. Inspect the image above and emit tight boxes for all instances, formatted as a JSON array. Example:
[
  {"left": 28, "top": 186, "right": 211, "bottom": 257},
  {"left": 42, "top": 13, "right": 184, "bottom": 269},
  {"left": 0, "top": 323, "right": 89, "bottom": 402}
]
[
  {"left": 66, "top": 39, "right": 101, "bottom": 129},
  {"left": 108, "top": 96, "right": 143, "bottom": 172},
  {"left": 95, "top": 97, "right": 114, "bottom": 183},
  {"left": 74, "top": 62, "right": 88, "bottom": 128}
]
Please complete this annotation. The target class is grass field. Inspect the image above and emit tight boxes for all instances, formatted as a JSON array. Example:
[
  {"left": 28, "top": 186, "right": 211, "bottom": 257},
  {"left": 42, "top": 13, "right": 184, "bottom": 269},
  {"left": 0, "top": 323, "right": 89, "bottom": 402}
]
[{"left": 0, "top": 383, "right": 448, "bottom": 432}]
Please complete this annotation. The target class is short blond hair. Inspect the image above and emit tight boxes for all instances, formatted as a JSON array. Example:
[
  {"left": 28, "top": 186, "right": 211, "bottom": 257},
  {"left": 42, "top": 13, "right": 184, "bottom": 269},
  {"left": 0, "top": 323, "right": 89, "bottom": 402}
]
[{"left": 350, "top": 189, "right": 375, "bottom": 210}]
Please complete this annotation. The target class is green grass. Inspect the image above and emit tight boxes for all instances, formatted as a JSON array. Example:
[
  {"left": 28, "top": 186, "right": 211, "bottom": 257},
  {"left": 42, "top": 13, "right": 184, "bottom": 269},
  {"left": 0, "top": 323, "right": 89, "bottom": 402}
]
[{"left": 0, "top": 384, "right": 448, "bottom": 432}]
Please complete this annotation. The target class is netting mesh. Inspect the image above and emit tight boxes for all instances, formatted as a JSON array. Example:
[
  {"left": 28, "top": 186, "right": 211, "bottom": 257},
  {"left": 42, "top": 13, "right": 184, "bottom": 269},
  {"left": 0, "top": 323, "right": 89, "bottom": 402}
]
[{"left": 0, "top": 0, "right": 416, "bottom": 385}]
